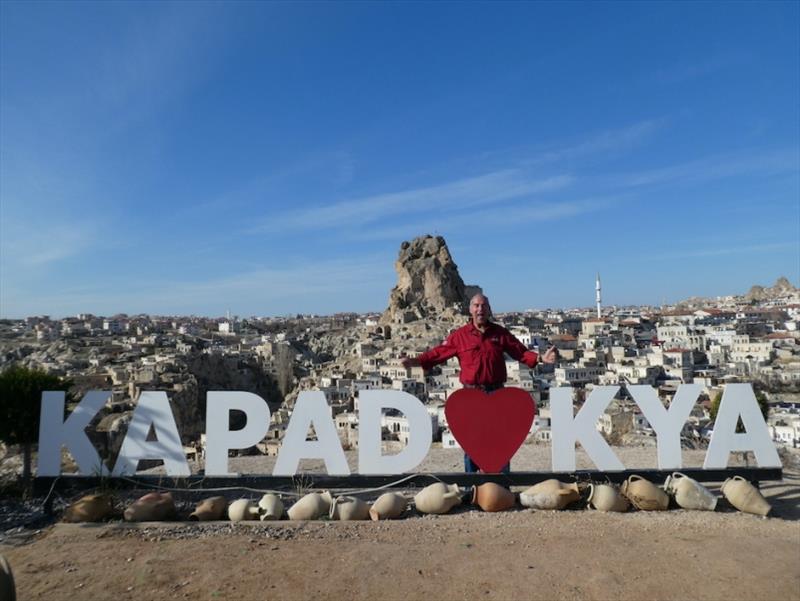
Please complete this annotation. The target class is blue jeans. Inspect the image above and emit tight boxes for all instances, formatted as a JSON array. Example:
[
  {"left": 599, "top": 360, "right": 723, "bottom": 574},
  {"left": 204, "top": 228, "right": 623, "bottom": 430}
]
[
  {"left": 464, "top": 454, "right": 510, "bottom": 474},
  {"left": 461, "top": 384, "right": 511, "bottom": 474}
]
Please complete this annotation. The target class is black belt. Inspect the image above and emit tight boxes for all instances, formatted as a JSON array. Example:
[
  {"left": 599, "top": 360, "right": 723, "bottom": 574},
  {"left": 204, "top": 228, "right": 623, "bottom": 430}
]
[{"left": 463, "top": 383, "right": 504, "bottom": 392}]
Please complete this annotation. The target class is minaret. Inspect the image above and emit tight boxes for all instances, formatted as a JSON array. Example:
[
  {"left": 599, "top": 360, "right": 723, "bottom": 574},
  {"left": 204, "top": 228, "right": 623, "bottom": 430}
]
[{"left": 595, "top": 273, "right": 602, "bottom": 319}]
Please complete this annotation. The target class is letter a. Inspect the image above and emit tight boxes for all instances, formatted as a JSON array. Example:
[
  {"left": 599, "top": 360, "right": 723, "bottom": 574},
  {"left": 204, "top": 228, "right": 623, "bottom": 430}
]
[
  {"left": 704, "top": 384, "right": 780, "bottom": 468},
  {"left": 113, "top": 391, "right": 190, "bottom": 476}
]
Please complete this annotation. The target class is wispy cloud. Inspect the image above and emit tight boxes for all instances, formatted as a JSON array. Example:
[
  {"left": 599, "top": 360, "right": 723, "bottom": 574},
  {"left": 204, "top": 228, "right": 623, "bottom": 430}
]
[
  {"left": 0, "top": 221, "right": 97, "bottom": 268},
  {"left": 654, "top": 53, "right": 747, "bottom": 85},
  {"left": 610, "top": 148, "right": 800, "bottom": 188},
  {"left": 644, "top": 241, "right": 797, "bottom": 261},
  {"left": 1, "top": 256, "right": 393, "bottom": 318},
  {"left": 520, "top": 118, "right": 667, "bottom": 166},
  {"left": 247, "top": 172, "right": 573, "bottom": 234},
  {"left": 355, "top": 195, "right": 624, "bottom": 241}
]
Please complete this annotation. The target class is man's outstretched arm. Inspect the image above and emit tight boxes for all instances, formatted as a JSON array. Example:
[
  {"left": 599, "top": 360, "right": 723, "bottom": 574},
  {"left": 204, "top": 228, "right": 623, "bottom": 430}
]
[{"left": 402, "top": 335, "right": 459, "bottom": 371}]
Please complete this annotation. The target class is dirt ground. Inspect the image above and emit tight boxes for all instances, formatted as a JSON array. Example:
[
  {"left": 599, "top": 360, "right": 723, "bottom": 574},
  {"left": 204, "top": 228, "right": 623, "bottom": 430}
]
[{"left": 2, "top": 446, "right": 799, "bottom": 601}]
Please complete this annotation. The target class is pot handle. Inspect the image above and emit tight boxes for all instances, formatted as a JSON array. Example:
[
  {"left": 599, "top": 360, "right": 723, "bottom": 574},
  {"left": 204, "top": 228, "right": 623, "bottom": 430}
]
[
  {"left": 627, "top": 474, "right": 644, "bottom": 484},
  {"left": 671, "top": 472, "right": 686, "bottom": 480},
  {"left": 587, "top": 484, "right": 595, "bottom": 504}
]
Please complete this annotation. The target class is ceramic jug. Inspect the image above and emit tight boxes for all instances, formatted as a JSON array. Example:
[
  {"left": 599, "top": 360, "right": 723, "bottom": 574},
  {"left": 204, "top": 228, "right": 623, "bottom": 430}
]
[
  {"left": 414, "top": 483, "right": 461, "bottom": 514},
  {"left": 228, "top": 499, "right": 260, "bottom": 521},
  {"left": 587, "top": 484, "right": 629, "bottom": 512},
  {"left": 287, "top": 491, "right": 333, "bottom": 520},
  {"left": 664, "top": 472, "right": 717, "bottom": 511},
  {"left": 62, "top": 493, "right": 113, "bottom": 522},
  {"left": 472, "top": 483, "right": 516, "bottom": 512},
  {"left": 258, "top": 494, "right": 285, "bottom": 520},
  {"left": 189, "top": 496, "right": 228, "bottom": 521},
  {"left": 369, "top": 492, "right": 408, "bottom": 520},
  {"left": 721, "top": 476, "right": 771, "bottom": 516},
  {"left": 519, "top": 479, "right": 580, "bottom": 510},
  {"left": 621, "top": 475, "right": 669, "bottom": 511},
  {"left": 0, "top": 554, "right": 15, "bottom": 601},
  {"left": 124, "top": 492, "right": 175, "bottom": 522},
  {"left": 330, "top": 496, "right": 371, "bottom": 521}
]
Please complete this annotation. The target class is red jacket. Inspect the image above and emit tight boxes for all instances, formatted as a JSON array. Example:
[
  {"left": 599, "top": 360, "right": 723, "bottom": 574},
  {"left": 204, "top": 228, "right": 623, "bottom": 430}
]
[{"left": 417, "top": 322, "right": 539, "bottom": 385}]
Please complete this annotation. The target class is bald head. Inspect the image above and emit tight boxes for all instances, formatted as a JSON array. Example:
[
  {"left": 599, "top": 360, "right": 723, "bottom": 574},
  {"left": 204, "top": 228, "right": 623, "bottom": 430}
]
[{"left": 469, "top": 294, "right": 491, "bottom": 329}]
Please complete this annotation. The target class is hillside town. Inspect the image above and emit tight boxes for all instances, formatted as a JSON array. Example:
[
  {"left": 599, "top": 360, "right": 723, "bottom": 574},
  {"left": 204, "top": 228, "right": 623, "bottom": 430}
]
[{"left": 1, "top": 236, "right": 799, "bottom": 470}]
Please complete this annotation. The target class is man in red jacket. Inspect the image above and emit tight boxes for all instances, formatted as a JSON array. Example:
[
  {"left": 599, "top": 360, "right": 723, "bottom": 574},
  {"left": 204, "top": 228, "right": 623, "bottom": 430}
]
[{"left": 402, "top": 293, "right": 557, "bottom": 472}]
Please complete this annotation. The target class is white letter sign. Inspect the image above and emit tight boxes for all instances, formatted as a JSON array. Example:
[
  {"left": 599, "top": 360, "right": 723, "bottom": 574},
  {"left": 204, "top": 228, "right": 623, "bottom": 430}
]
[
  {"left": 205, "top": 391, "right": 271, "bottom": 476},
  {"left": 273, "top": 391, "right": 349, "bottom": 476},
  {"left": 551, "top": 386, "right": 625, "bottom": 471},
  {"left": 704, "top": 384, "right": 781, "bottom": 468},
  {"left": 113, "top": 391, "right": 190, "bottom": 476},
  {"left": 38, "top": 390, "right": 111, "bottom": 476},
  {"left": 358, "top": 390, "right": 432, "bottom": 474},
  {"left": 629, "top": 384, "right": 700, "bottom": 470}
]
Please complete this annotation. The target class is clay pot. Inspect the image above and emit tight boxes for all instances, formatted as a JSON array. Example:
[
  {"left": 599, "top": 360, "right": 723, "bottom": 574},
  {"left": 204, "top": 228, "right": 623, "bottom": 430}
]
[
  {"left": 721, "top": 476, "right": 771, "bottom": 516},
  {"left": 330, "top": 496, "right": 371, "bottom": 521},
  {"left": 369, "top": 492, "right": 408, "bottom": 520},
  {"left": 621, "top": 475, "right": 669, "bottom": 511},
  {"left": 228, "top": 499, "right": 260, "bottom": 522},
  {"left": 414, "top": 483, "right": 461, "bottom": 514},
  {"left": 472, "top": 483, "right": 516, "bottom": 512},
  {"left": 124, "top": 492, "right": 175, "bottom": 522},
  {"left": 664, "top": 473, "right": 717, "bottom": 511},
  {"left": 519, "top": 479, "right": 580, "bottom": 510},
  {"left": 62, "top": 493, "right": 113, "bottom": 522},
  {"left": 587, "top": 484, "right": 629, "bottom": 512},
  {"left": 189, "top": 496, "right": 228, "bottom": 521},
  {"left": 0, "top": 554, "right": 16, "bottom": 601},
  {"left": 258, "top": 494, "right": 285, "bottom": 521},
  {"left": 287, "top": 492, "right": 333, "bottom": 521}
]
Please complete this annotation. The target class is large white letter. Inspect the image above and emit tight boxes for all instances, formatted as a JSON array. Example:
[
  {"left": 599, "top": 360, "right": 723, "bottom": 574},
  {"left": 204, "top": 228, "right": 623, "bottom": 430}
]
[
  {"left": 38, "top": 390, "right": 110, "bottom": 476},
  {"left": 205, "top": 391, "right": 271, "bottom": 476},
  {"left": 273, "top": 391, "right": 349, "bottom": 475},
  {"left": 358, "top": 390, "right": 432, "bottom": 474},
  {"left": 629, "top": 384, "right": 700, "bottom": 470},
  {"left": 704, "top": 384, "right": 781, "bottom": 468},
  {"left": 112, "top": 391, "right": 189, "bottom": 476},
  {"left": 551, "top": 386, "right": 625, "bottom": 471}
]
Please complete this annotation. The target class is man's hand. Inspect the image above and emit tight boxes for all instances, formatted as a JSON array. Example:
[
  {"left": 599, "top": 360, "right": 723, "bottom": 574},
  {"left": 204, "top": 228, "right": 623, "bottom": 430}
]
[
  {"left": 540, "top": 346, "right": 558, "bottom": 365},
  {"left": 401, "top": 355, "right": 421, "bottom": 369}
]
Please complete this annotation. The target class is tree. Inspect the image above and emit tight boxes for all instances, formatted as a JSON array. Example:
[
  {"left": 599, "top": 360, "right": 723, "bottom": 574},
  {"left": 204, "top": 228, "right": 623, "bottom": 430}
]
[
  {"left": 709, "top": 389, "right": 769, "bottom": 432},
  {"left": 273, "top": 344, "right": 295, "bottom": 399},
  {"left": 709, "top": 388, "right": 770, "bottom": 466},
  {"left": 0, "top": 365, "right": 72, "bottom": 482}
]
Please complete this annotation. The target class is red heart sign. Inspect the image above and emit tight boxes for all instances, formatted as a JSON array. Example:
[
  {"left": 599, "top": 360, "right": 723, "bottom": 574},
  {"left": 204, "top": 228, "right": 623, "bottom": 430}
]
[{"left": 445, "top": 387, "right": 536, "bottom": 473}]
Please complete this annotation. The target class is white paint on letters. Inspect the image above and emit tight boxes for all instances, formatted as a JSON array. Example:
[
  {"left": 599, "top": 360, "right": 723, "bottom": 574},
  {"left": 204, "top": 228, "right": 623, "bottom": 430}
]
[
  {"left": 629, "top": 384, "right": 701, "bottom": 470},
  {"left": 112, "top": 391, "right": 190, "bottom": 476},
  {"left": 205, "top": 391, "right": 271, "bottom": 476},
  {"left": 357, "top": 390, "right": 432, "bottom": 474},
  {"left": 38, "top": 390, "right": 111, "bottom": 476},
  {"left": 550, "top": 386, "right": 625, "bottom": 471},
  {"left": 704, "top": 384, "right": 781, "bottom": 468},
  {"left": 273, "top": 391, "right": 349, "bottom": 476}
]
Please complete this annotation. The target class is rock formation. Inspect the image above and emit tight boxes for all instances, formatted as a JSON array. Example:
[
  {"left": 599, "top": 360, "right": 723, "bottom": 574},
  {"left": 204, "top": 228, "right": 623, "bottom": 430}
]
[
  {"left": 745, "top": 276, "right": 798, "bottom": 302},
  {"left": 382, "top": 235, "right": 481, "bottom": 323}
]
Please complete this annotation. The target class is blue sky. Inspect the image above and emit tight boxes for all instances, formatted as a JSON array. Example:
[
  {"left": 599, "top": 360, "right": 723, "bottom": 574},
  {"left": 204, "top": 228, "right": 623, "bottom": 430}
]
[{"left": 1, "top": 1, "right": 798, "bottom": 318}]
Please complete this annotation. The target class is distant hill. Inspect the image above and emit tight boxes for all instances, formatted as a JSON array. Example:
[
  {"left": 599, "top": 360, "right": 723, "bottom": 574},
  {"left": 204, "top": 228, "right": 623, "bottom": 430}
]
[
  {"left": 673, "top": 276, "right": 798, "bottom": 309},
  {"left": 744, "top": 276, "right": 798, "bottom": 302}
]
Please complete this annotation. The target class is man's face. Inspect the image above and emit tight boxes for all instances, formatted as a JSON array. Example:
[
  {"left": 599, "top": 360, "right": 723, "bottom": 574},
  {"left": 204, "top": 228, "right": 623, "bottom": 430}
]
[{"left": 470, "top": 295, "right": 491, "bottom": 326}]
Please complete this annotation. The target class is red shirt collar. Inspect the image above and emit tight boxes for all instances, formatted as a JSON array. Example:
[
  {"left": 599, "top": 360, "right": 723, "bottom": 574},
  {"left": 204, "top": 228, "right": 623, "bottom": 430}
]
[{"left": 467, "top": 320, "right": 498, "bottom": 336}]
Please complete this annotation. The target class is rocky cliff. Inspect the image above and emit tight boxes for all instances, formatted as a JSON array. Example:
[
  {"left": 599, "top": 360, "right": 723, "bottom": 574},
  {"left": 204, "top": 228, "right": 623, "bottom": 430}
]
[
  {"left": 382, "top": 235, "right": 481, "bottom": 323},
  {"left": 745, "top": 276, "right": 798, "bottom": 302}
]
